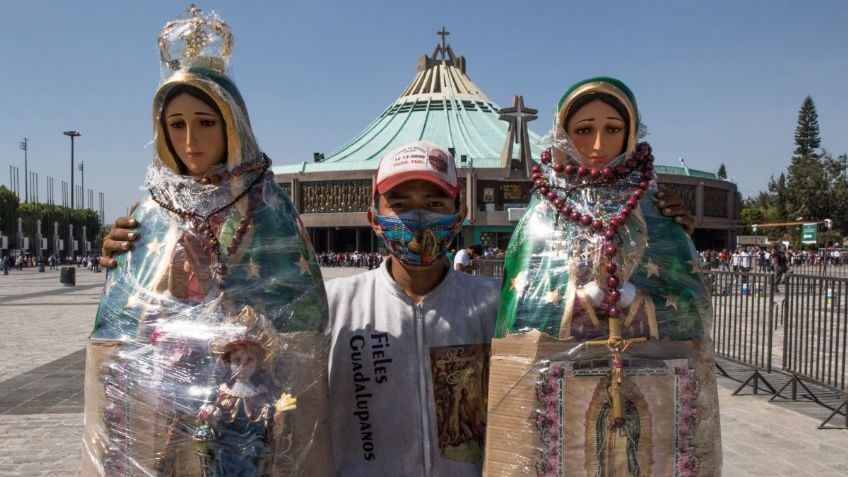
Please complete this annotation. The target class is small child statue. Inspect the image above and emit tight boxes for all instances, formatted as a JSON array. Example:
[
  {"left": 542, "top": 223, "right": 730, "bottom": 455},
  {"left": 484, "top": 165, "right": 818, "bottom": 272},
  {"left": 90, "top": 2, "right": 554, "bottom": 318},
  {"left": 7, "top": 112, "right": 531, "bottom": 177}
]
[{"left": 197, "top": 306, "right": 297, "bottom": 476}]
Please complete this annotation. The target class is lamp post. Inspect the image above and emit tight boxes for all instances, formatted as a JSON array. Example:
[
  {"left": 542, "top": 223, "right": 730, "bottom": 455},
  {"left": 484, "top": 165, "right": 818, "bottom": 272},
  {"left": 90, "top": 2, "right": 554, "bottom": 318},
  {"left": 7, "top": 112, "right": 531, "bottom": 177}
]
[
  {"left": 19, "top": 138, "right": 28, "bottom": 203},
  {"left": 823, "top": 218, "right": 833, "bottom": 274},
  {"left": 78, "top": 162, "right": 84, "bottom": 209},
  {"left": 63, "top": 131, "right": 81, "bottom": 209}
]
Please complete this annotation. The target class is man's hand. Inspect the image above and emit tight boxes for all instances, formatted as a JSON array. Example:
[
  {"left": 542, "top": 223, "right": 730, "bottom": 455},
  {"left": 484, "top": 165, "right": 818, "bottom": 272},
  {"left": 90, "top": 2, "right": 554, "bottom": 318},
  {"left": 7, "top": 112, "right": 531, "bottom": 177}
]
[
  {"left": 100, "top": 202, "right": 141, "bottom": 269},
  {"left": 655, "top": 188, "right": 695, "bottom": 235}
]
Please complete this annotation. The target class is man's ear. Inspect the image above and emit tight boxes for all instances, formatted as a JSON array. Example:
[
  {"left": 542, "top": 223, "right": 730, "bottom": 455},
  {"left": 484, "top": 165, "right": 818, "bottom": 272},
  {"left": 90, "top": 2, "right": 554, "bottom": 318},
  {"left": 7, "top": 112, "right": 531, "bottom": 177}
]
[
  {"left": 455, "top": 202, "right": 468, "bottom": 231},
  {"left": 368, "top": 208, "right": 383, "bottom": 238}
]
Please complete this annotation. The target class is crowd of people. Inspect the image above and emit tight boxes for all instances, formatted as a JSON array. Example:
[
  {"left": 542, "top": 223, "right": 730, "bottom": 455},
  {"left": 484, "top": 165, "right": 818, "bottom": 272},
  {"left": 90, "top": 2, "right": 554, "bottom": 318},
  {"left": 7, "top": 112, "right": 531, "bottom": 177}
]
[
  {"left": 698, "top": 245, "right": 844, "bottom": 272},
  {"left": 316, "top": 251, "right": 384, "bottom": 268},
  {"left": 314, "top": 245, "right": 509, "bottom": 270},
  {"left": 1, "top": 254, "right": 102, "bottom": 274}
]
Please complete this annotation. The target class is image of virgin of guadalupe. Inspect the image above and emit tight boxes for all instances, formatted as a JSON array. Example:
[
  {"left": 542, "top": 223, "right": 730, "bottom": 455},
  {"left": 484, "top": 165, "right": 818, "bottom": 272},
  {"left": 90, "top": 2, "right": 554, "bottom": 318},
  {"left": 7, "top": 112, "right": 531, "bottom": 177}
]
[
  {"left": 82, "top": 6, "right": 332, "bottom": 476},
  {"left": 485, "top": 78, "right": 721, "bottom": 477}
]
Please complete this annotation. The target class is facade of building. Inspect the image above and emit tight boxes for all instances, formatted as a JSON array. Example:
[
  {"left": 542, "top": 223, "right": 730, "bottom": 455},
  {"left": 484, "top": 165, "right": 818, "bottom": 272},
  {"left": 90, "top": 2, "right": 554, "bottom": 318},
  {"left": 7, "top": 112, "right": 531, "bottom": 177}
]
[{"left": 273, "top": 33, "right": 740, "bottom": 253}]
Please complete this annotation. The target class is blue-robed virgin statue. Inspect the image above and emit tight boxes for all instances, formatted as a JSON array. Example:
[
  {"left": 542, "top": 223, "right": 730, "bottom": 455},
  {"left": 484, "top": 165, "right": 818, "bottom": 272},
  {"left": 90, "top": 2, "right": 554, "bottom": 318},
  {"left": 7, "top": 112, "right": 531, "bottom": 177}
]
[{"left": 82, "top": 6, "right": 332, "bottom": 476}]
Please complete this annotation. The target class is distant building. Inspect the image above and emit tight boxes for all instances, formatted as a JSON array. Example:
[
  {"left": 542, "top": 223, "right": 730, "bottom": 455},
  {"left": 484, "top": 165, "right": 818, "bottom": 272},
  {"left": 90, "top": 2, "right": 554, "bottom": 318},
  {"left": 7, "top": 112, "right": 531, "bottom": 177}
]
[{"left": 273, "top": 32, "right": 740, "bottom": 253}]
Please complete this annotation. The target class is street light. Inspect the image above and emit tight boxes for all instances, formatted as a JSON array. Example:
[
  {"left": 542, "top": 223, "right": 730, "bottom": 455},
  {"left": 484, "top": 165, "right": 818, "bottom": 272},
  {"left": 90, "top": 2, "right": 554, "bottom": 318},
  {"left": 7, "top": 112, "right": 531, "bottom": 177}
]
[
  {"left": 823, "top": 218, "right": 833, "bottom": 273},
  {"left": 19, "top": 138, "right": 28, "bottom": 203},
  {"left": 63, "top": 131, "right": 81, "bottom": 209},
  {"left": 78, "top": 162, "right": 85, "bottom": 209}
]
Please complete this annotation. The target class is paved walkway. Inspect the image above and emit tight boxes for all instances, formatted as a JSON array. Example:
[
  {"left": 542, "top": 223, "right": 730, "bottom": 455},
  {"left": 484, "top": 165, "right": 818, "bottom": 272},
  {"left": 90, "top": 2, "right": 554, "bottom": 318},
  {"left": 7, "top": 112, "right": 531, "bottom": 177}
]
[{"left": 0, "top": 267, "right": 846, "bottom": 476}]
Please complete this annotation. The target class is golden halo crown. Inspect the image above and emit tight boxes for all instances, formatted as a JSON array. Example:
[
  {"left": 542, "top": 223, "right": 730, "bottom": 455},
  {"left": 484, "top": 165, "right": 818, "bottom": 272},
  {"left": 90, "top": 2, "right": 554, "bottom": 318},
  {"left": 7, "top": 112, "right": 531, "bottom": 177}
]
[{"left": 158, "top": 4, "right": 233, "bottom": 74}]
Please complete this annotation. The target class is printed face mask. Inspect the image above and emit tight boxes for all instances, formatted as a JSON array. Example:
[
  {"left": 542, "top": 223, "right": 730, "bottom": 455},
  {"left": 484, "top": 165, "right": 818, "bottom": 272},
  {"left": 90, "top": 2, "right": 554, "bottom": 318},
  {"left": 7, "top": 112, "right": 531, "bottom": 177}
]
[{"left": 373, "top": 209, "right": 460, "bottom": 267}]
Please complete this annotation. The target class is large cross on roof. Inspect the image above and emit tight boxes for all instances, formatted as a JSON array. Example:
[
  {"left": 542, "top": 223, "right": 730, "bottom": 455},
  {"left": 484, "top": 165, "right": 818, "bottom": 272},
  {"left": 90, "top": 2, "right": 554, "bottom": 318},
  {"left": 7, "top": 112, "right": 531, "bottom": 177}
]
[
  {"left": 438, "top": 26, "right": 449, "bottom": 50},
  {"left": 432, "top": 26, "right": 456, "bottom": 62}
]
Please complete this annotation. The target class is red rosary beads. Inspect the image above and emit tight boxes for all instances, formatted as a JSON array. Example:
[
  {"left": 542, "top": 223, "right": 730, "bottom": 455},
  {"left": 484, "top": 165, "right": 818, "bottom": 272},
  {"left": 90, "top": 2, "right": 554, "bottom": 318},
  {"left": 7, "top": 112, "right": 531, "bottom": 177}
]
[{"left": 531, "top": 143, "right": 655, "bottom": 317}]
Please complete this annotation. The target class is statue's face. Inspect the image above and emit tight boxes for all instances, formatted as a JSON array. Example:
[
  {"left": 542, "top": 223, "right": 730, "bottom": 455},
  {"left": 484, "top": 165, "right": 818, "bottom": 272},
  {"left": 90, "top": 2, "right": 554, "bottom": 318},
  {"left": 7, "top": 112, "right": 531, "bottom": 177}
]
[
  {"left": 228, "top": 346, "right": 259, "bottom": 382},
  {"left": 163, "top": 93, "right": 226, "bottom": 176},
  {"left": 566, "top": 99, "right": 626, "bottom": 169}
]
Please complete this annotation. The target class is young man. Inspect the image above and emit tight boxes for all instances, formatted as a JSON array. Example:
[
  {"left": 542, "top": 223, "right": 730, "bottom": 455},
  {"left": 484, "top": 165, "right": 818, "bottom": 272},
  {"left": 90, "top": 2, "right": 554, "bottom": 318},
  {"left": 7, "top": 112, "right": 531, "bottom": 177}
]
[{"left": 326, "top": 140, "right": 500, "bottom": 475}]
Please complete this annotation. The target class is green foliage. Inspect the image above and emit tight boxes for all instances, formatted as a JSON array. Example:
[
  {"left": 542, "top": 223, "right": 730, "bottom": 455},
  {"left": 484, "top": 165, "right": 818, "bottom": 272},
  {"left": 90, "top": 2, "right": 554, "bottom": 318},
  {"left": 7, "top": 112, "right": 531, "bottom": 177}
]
[
  {"left": 1, "top": 197, "right": 103, "bottom": 254},
  {"left": 783, "top": 97, "right": 835, "bottom": 224},
  {"left": 0, "top": 186, "right": 18, "bottom": 237},
  {"left": 717, "top": 163, "right": 728, "bottom": 179},
  {"left": 767, "top": 173, "right": 788, "bottom": 221},
  {"left": 794, "top": 96, "right": 821, "bottom": 160},
  {"left": 743, "top": 97, "right": 847, "bottom": 238}
]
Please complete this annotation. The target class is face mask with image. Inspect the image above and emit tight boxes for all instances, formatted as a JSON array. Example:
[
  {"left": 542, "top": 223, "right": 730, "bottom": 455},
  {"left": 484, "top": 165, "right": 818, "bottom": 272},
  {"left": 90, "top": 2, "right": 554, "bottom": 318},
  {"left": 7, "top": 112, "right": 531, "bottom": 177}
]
[{"left": 373, "top": 209, "right": 461, "bottom": 267}]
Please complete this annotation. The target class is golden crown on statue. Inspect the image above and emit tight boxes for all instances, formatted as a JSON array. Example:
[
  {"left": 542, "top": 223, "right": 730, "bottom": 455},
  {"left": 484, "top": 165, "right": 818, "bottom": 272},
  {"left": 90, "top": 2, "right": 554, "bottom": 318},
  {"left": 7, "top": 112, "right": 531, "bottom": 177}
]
[
  {"left": 212, "top": 306, "right": 284, "bottom": 369},
  {"left": 158, "top": 4, "right": 233, "bottom": 74}
]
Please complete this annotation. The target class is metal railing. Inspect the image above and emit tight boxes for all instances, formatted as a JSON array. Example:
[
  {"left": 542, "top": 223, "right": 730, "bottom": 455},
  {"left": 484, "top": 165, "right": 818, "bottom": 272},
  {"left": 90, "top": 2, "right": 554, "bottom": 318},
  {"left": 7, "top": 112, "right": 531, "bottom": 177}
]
[
  {"left": 786, "top": 262, "right": 848, "bottom": 278},
  {"left": 783, "top": 274, "right": 848, "bottom": 391},
  {"left": 706, "top": 271, "right": 777, "bottom": 374},
  {"left": 474, "top": 258, "right": 505, "bottom": 278},
  {"left": 476, "top": 262, "right": 847, "bottom": 428}
]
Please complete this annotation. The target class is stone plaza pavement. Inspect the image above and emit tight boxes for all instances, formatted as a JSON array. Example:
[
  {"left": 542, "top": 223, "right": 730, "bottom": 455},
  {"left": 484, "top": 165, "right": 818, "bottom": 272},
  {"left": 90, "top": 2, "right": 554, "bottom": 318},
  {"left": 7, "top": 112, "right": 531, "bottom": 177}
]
[{"left": 0, "top": 267, "right": 846, "bottom": 476}]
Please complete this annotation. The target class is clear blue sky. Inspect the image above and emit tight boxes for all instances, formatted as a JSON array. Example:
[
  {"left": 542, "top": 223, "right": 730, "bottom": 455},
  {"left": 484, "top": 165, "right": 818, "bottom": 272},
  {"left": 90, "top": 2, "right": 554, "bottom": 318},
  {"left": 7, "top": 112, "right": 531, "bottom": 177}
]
[{"left": 1, "top": 0, "right": 846, "bottom": 224}]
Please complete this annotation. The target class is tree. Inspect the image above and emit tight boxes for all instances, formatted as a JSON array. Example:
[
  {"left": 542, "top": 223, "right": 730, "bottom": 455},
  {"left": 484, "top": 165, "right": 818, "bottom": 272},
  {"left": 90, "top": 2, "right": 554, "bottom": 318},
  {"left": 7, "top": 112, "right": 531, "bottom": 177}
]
[
  {"left": 785, "top": 96, "right": 828, "bottom": 221},
  {"left": 794, "top": 96, "right": 821, "bottom": 160},
  {"left": 767, "top": 173, "right": 788, "bottom": 221},
  {"left": 0, "top": 186, "right": 19, "bottom": 237},
  {"left": 717, "top": 163, "right": 728, "bottom": 179}
]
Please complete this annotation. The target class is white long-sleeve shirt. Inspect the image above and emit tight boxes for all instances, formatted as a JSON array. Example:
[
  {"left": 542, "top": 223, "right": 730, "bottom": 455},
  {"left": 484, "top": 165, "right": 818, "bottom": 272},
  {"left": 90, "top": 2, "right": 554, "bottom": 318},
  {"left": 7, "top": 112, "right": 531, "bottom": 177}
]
[{"left": 325, "top": 259, "right": 500, "bottom": 476}]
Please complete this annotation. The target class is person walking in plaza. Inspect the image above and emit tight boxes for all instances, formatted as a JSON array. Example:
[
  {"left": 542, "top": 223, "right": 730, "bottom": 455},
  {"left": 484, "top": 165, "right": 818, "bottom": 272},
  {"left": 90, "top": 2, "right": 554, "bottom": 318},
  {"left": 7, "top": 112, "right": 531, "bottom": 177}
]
[
  {"left": 453, "top": 243, "right": 482, "bottom": 273},
  {"left": 771, "top": 245, "right": 788, "bottom": 293},
  {"left": 2, "top": 255, "right": 8, "bottom": 275}
]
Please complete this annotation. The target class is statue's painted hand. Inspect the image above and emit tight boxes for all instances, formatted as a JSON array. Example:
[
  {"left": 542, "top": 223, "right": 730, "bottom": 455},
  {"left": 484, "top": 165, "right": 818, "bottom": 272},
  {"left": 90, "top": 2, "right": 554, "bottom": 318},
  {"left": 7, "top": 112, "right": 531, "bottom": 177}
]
[
  {"left": 655, "top": 188, "right": 695, "bottom": 235},
  {"left": 100, "top": 202, "right": 141, "bottom": 269}
]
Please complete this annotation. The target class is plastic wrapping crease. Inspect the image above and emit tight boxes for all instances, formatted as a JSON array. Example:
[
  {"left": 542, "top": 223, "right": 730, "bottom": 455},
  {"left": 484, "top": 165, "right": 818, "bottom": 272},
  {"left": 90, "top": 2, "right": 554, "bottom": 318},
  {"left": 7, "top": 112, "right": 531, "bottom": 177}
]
[
  {"left": 485, "top": 121, "right": 721, "bottom": 475},
  {"left": 82, "top": 6, "right": 332, "bottom": 476}
]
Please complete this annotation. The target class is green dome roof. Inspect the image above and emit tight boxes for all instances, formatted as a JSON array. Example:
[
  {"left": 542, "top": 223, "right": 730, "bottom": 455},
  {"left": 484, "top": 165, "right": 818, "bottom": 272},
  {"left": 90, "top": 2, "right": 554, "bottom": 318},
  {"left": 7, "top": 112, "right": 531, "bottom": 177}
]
[{"left": 273, "top": 37, "right": 544, "bottom": 175}]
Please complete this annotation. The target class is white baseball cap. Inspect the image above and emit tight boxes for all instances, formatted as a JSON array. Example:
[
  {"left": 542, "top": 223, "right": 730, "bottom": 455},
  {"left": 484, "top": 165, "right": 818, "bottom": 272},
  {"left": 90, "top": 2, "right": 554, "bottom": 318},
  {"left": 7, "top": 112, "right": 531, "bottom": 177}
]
[{"left": 373, "top": 140, "right": 459, "bottom": 199}]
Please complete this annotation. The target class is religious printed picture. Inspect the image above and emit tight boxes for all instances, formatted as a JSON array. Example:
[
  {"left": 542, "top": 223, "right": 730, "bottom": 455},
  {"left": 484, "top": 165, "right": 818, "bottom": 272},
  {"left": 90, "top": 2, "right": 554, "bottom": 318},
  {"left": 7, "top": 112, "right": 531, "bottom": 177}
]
[
  {"left": 535, "top": 358, "right": 700, "bottom": 477},
  {"left": 430, "top": 344, "right": 490, "bottom": 464},
  {"left": 483, "top": 187, "right": 495, "bottom": 204}
]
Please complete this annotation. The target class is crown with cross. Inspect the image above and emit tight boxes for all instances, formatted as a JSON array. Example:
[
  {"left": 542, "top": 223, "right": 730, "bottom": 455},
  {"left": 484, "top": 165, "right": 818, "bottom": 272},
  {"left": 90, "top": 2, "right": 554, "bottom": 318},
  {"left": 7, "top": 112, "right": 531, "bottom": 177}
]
[{"left": 158, "top": 4, "right": 233, "bottom": 75}]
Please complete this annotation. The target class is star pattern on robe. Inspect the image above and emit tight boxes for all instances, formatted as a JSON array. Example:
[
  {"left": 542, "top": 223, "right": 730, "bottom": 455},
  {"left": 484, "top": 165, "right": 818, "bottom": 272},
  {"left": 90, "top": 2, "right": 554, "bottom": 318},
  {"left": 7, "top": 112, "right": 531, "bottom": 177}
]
[
  {"left": 296, "top": 255, "right": 311, "bottom": 274},
  {"left": 544, "top": 289, "right": 561, "bottom": 305},
  {"left": 687, "top": 259, "right": 701, "bottom": 274},
  {"left": 146, "top": 237, "right": 165, "bottom": 256},
  {"left": 104, "top": 276, "right": 118, "bottom": 294},
  {"left": 551, "top": 240, "right": 569, "bottom": 255},
  {"left": 510, "top": 271, "right": 527, "bottom": 291},
  {"left": 644, "top": 258, "right": 660, "bottom": 278},
  {"left": 245, "top": 258, "right": 261, "bottom": 279},
  {"left": 664, "top": 294, "right": 679, "bottom": 310},
  {"left": 126, "top": 290, "right": 144, "bottom": 308}
]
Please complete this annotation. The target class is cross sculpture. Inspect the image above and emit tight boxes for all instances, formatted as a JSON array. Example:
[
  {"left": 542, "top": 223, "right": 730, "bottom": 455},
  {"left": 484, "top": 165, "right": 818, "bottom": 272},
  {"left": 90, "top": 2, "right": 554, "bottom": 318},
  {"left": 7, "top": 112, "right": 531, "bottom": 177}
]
[
  {"left": 498, "top": 96, "right": 538, "bottom": 172},
  {"left": 437, "top": 27, "right": 449, "bottom": 51}
]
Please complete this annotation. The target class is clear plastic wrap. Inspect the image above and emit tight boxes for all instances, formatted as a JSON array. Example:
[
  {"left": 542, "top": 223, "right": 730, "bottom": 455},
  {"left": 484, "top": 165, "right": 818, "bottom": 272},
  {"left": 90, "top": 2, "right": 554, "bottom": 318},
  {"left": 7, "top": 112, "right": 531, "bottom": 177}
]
[
  {"left": 82, "top": 6, "right": 332, "bottom": 476},
  {"left": 484, "top": 80, "right": 721, "bottom": 476}
]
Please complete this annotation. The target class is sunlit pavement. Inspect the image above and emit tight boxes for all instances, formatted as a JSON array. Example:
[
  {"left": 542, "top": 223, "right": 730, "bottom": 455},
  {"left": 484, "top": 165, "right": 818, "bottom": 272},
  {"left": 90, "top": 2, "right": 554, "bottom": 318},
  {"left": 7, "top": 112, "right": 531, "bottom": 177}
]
[{"left": 0, "top": 267, "right": 845, "bottom": 476}]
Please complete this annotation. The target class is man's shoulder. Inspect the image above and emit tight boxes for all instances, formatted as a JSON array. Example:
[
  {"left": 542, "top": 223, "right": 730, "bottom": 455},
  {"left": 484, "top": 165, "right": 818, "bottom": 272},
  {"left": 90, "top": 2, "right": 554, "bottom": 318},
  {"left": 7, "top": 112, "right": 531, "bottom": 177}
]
[
  {"left": 450, "top": 271, "right": 501, "bottom": 298},
  {"left": 325, "top": 269, "right": 380, "bottom": 298}
]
